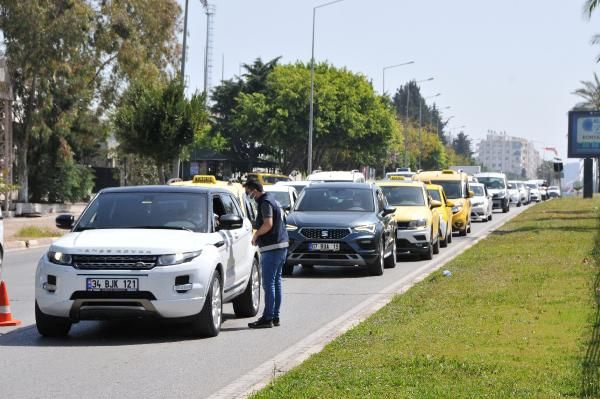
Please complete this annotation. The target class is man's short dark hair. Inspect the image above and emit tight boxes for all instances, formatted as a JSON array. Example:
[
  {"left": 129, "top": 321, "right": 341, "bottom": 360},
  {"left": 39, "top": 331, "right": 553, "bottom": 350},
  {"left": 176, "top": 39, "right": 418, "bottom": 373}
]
[{"left": 243, "top": 179, "right": 264, "bottom": 192}]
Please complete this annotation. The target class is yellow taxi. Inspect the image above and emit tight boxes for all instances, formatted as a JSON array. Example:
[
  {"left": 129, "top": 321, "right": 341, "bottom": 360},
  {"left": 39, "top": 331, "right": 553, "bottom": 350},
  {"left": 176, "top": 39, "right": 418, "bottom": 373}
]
[
  {"left": 169, "top": 175, "right": 257, "bottom": 223},
  {"left": 413, "top": 170, "right": 473, "bottom": 236},
  {"left": 376, "top": 177, "right": 442, "bottom": 260},
  {"left": 246, "top": 173, "right": 291, "bottom": 186},
  {"left": 426, "top": 183, "right": 455, "bottom": 247}
]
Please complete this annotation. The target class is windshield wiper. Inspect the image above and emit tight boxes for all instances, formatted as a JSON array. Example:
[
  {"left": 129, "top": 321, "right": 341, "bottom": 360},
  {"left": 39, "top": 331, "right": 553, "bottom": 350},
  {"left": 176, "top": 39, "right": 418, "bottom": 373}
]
[{"left": 122, "top": 225, "right": 195, "bottom": 232}]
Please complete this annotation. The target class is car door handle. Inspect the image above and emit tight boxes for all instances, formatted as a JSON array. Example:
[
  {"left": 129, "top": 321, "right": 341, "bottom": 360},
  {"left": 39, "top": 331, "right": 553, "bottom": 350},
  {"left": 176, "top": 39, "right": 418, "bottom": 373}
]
[{"left": 214, "top": 241, "right": 225, "bottom": 248}]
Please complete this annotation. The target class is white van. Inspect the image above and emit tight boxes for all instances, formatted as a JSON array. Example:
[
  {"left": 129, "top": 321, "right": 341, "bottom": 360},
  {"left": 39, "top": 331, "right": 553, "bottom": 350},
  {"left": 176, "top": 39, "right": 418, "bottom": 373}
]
[
  {"left": 306, "top": 170, "right": 366, "bottom": 183},
  {"left": 474, "top": 172, "right": 510, "bottom": 213}
]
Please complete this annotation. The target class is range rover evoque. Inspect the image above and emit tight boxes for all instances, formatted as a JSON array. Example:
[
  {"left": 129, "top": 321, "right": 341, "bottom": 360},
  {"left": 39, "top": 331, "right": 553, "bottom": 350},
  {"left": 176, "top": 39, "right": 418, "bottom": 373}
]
[
  {"left": 284, "top": 182, "right": 397, "bottom": 276},
  {"left": 35, "top": 185, "right": 260, "bottom": 338}
]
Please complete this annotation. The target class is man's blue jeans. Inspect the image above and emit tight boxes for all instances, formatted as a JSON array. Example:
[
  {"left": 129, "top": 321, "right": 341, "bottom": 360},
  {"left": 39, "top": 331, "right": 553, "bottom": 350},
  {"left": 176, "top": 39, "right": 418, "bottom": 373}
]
[{"left": 260, "top": 248, "right": 287, "bottom": 320}]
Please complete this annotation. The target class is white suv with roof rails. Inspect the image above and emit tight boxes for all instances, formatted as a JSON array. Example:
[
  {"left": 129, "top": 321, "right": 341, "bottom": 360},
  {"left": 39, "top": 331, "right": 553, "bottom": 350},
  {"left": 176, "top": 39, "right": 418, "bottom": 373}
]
[{"left": 35, "top": 185, "right": 260, "bottom": 338}]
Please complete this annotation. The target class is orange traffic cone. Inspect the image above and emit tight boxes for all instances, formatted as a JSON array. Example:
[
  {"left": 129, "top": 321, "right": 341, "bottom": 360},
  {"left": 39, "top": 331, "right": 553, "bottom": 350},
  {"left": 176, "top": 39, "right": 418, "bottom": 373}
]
[{"left": 0, "top": 280, "right": 21, "bottom": 327}]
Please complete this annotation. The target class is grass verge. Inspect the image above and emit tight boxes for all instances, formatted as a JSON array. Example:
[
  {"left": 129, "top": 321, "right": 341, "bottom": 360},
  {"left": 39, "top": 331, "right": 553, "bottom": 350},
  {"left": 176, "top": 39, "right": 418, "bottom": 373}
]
[
  {"left": 252, "top": 198, "right": 600, "bottom": 398},
  {"left": 14, "top": 225, "right": 64, "bottom": 239}
]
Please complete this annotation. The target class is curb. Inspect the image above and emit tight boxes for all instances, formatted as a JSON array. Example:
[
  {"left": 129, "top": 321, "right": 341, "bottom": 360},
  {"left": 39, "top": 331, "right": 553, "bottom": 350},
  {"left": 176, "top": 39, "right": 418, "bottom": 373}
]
[{"left": 5, "top": 237, "right": 57, "bottom": 252}]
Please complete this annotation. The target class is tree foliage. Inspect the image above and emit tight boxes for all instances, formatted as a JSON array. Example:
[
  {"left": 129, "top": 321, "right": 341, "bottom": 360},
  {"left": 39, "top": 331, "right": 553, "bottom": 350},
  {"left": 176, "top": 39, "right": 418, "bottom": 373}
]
[
  {"left": 0, "top": 0, "right": 181, "bottom": 202},
  {"left": 114, "top": 76, "right": 208, "bottom": 183},
  {"left": 210, "top": 60, "right": 397, "bottom": 174}
]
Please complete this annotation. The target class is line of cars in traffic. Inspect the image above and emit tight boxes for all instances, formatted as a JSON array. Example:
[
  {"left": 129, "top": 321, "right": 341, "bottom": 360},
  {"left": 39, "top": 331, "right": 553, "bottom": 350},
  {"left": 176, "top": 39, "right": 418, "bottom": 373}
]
[{"left": 33, "top": 169, "right": 551, "bottom": 338}]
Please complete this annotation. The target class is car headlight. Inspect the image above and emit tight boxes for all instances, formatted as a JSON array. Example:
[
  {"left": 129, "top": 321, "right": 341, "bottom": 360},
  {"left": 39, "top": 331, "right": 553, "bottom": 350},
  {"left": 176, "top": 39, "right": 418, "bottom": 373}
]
[
  {"left": 471, "top": 200, "right": 482, "bottom": 206},
  {"left": 156, "top": 250, "right": 202, "bottom": 266},
  {"left": 286, "top": 224, "right": 298, "bottom": 231},
  {"left": 452, "top": 204, "right": 463, "bottom": 213},
  {"left": 47, "top": 251, "right": 73, "bottom": 266},
  {"left": 408, "top": 219, "right": 427, "bottom": 229},
  {"left": 354, "top": 224, "right": 376, "bottom": 233}
]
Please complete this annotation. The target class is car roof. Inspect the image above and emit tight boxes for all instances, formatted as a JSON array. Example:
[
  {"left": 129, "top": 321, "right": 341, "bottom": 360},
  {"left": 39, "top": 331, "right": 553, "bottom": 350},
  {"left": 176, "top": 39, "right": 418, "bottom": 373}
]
[
  {"left": 264, "top": 185, "right": 295, "bottom": 193},
  {"left": 99, "top": 185, "right": 225, "bottom": 194},
  {"left": 376, "top": 180, "right": 424, "bottom": 188},
  {"left": 415, "top": 170, "right": 468, "bottom": 181},
  {"left": 305, "top": 182, "right": 373, "bottom": 190}
]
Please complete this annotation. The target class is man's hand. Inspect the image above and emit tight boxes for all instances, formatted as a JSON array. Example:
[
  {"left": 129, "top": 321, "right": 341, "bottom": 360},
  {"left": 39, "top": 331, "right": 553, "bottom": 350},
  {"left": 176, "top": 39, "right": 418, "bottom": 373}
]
[{"left": 252, "top": 234, "right": 258, "bottom": 246}]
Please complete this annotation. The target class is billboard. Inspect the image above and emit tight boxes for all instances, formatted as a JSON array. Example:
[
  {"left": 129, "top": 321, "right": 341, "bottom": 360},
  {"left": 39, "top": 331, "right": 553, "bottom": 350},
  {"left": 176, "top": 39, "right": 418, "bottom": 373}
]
[{"left": 568, "top": 110, "right": 600, "bottom": 157}]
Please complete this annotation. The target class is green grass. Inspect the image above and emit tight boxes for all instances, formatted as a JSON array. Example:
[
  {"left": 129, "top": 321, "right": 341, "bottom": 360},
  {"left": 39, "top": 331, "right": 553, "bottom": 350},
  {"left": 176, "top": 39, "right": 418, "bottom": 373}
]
[
  {"left": 252, "top": 198, "right": 600, "bottom": 398},
  {"left": 15, "top": 225, "right": 64, "bottom": 239}
]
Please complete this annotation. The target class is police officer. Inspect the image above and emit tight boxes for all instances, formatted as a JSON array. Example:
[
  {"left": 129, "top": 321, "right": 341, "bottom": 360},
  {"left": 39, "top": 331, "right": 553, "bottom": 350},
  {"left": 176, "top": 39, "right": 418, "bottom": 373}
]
[{"left": 244, "top": 179, "right": 289, "bottom": 328}]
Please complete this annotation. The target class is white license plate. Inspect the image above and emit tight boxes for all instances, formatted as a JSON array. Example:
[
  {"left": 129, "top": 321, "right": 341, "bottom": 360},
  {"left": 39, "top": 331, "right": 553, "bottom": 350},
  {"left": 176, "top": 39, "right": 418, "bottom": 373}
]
[
  {"left": 86, "top": 278, "right": 139, "bottom": 292},
  {"left": 309, "top": 243, "right": 340, "bottom": 252}
]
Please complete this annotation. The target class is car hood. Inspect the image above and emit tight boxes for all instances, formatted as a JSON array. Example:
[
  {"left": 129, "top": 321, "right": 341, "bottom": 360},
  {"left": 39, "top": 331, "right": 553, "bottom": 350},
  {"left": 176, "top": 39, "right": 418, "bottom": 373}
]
[
  {"left": 288, "top": 211, "right": 375, "bottom": 227},
  {"left": 50, "top": 229, "right": 220, "bottom": 255},
  {"left": 393, "top": 206, "right": 431, "bottom": 222}
]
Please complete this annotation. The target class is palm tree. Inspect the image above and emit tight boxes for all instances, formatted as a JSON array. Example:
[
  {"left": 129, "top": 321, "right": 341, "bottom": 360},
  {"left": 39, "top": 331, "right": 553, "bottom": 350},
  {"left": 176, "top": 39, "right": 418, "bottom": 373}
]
[
  {"left": 585, "top": 0, "right": 600, "bottom": 16},
  {"left": 573, "top": 73, "right": 600, "bottom": 109}
]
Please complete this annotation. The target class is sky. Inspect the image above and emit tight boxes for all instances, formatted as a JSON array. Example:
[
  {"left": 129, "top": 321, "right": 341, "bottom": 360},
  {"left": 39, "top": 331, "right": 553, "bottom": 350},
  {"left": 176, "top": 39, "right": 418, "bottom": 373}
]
[{"left": 180, "top": 0, "right": 600, "bottom": 164}]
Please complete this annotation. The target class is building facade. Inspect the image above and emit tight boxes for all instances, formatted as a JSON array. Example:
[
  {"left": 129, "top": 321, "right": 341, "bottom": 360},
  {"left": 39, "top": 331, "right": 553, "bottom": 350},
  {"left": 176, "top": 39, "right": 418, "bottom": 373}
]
[{"left": 476, "top": 131, "right": 541, "bottom": 179}]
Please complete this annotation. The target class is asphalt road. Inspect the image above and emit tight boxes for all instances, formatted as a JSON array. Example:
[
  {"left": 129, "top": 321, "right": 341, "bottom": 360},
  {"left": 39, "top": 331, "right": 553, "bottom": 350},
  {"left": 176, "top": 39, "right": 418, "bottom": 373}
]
[{"left": 0, "top": 204, "right": 531, "bottom": 398}]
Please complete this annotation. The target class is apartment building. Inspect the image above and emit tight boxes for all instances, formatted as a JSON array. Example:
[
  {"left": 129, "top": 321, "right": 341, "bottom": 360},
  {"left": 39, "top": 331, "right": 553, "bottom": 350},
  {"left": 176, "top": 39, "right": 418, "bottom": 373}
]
[{"left": 476, "top": 131, "right": 541, "bottom": 179}]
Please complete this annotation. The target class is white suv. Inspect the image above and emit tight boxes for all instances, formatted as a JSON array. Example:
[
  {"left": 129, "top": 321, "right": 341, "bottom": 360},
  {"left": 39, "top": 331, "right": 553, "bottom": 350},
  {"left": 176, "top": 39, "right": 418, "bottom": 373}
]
[{"left": 35, "top": 186, "right": 260, "bottom": 338}]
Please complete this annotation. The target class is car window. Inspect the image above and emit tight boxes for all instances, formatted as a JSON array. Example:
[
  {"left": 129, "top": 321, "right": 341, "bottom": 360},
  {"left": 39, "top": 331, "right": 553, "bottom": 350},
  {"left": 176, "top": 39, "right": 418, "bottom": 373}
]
[
  {"left": 75, "top": 192, "right": 209, "bottom": 233},
  {"left": 427, "top": 189, "right": 442, "bottom": 202},
  {"left": 269, "top": 191, "right": 291, "bottom": 207},
  {"left": 470, "top": 185, "right": 485, "bottom": 196},
  {"left": 244, "top": 195, "right": 257, "bottom": 222},
  {"left": 296, "top": 188, "right": 374, "bottom": 212},
  {"left": 430, "top": 180, "right": 462, "bottom": 199},
  {"left": 477, "top": 177, "right": 506, "bottom": 190},
  {"left": 220, "top": 194, "right": 240, "bottom": 216},
  {"left": 381, "top": 186, "right": 426, "bottom": 206},
  {"left": 376, "top": 190, "right": 386, "bottom": 211}
]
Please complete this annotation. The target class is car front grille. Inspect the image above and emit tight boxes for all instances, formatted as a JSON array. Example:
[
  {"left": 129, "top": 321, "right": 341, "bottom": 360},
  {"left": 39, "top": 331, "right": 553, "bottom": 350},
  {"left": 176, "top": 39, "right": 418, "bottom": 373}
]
[
  {"left": 397, "top": 222, "right": 411, "bottom": 230},
  {"left": 300, "top": 228, "right": 351, "bottom": 240},
  {"left": 73, "top": 255, "right": 158, "bottom": 270}
]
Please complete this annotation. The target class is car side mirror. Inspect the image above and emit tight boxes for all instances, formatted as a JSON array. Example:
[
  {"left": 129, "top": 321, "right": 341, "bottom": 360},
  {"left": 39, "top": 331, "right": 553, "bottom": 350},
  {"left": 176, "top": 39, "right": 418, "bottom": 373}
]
[
  {"left": 56, "top": 214, "right": 75, "bottom": 230},
  {"left": 219, "top": 214, "right": 243, "bottom": 230},
  {"left": 382, "top": 206, "right": 396, "bottom": 216},
  {"left": 446, "top": 200, "right": 455, "bottom": 208},
  {"left": 430, "top": 200, "right": 442, "bottom": 209},
  {"left": 468, "top": 190, "right": 475, "bottom": 198}
]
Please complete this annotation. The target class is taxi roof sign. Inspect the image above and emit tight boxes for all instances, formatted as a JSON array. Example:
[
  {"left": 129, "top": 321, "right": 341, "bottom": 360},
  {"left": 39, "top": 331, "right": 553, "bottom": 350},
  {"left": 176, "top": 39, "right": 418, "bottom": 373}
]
[
  {"left": 389, "top": 175, "right": 405, "bottom": 180},
  {"left": 192, "top": 175, "right": 217, "bottom": 184}
]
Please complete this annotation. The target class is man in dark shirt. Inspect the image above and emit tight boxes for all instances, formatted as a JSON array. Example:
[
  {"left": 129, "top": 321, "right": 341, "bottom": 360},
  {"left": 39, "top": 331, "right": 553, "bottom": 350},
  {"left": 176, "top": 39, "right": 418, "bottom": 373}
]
[{"left": 244, "top": 179, "right": 289, "bottom": 328}]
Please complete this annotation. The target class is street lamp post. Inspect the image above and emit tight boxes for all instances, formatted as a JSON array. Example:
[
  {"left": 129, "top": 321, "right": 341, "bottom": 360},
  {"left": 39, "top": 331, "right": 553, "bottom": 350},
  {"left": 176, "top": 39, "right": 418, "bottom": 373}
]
[
  {"left": 382, "top": 61, "right": 414, "bottom": 94},
  {"left": 404, "top": 77, "right": 433, "bottom": 166},
  {"left": 447, "top": 124, "right": 466, "bottom": 145},
  {"left": 308, "top": 0, "right": 345, "bottom": 175},
  {"left": 419, "top": 93, "right": 441, "bottom": 169}
]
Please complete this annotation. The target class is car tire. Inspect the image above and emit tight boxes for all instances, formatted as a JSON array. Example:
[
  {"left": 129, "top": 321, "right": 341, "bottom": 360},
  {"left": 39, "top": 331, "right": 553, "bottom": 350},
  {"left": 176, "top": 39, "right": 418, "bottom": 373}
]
[
  {"left": 191, "top": 270, "right": 222, "bottom": 338},
  {"left": 232, "top": 258, "right": 260, "bottom": 318},
  {"left": 368, "top": 242, "right": 384, "bottom": 276},
  {"left": 459, "top": 227, "right": 467, "bottom": 237},
  {"left": 35, "top": 301, "right": 72, "bottom": 337},
  {"left": 301, "top": 264, "right": 314, "bottom": 270},
  {"left": 422, "top": 241, "right": 433, "bottom": 260},
  {"left": 384, "top": 240, "right": 396, "bottom": 269},
  {"left": 432, "top": 233, "right": 440, "bottom": 254},
  {"left": 282, "top": 263, "right": 294, "bottom": 276},
  {"left": 440, "top": 229, "right": 448, "bottom": 248},
  {"left": 488, "top": 213, "right": 493, "bottom": 221},
  {"left": 447, "top": 228, "right": 453, "bottom": 244},
  {"left": 467, "top": 221, "right": 471, "bottom": 234}
]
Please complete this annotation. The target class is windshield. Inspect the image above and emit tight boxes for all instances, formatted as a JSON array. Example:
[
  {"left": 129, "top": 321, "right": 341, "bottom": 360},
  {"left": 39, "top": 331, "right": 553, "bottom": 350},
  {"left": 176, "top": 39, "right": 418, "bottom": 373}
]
[
  {"left": 296, "top": 188, "right": 374, "bottom": 212},
  {"left": 75, "top": 192, "right": 209, "bottom": 233},
  {"left": 470, "top": 185, "right": 485, "bottom": 196},
  {"left": 507, "top": 183, "right": 516, "bottom": 189},
  {"left": 263, "top": 175, "right": 290, "bottom": 184},
  {"left": 430, "top": 180, "right": 462, "bottom": 199},
  {"left": 427, "top": 189, "right": 441, "bottom": 202},
  {"left": 477, "top": 177, "right": 506, "bottom": 190},
  {"left": 382, "top": 186, "right": 425, "bottom": 206},
  {"left": 269, "top": 191, "right": 291, "bottom": 207},
  {"left": 526, "top": 183, "right": 538, "bottom": 189}
]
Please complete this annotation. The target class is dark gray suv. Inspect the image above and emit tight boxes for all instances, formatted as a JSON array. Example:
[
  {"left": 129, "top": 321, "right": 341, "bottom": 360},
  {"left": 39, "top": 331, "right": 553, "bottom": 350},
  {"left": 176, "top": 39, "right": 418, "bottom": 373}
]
[{"left": 284, "top": 183, "right": 397, "bottom": 276}]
